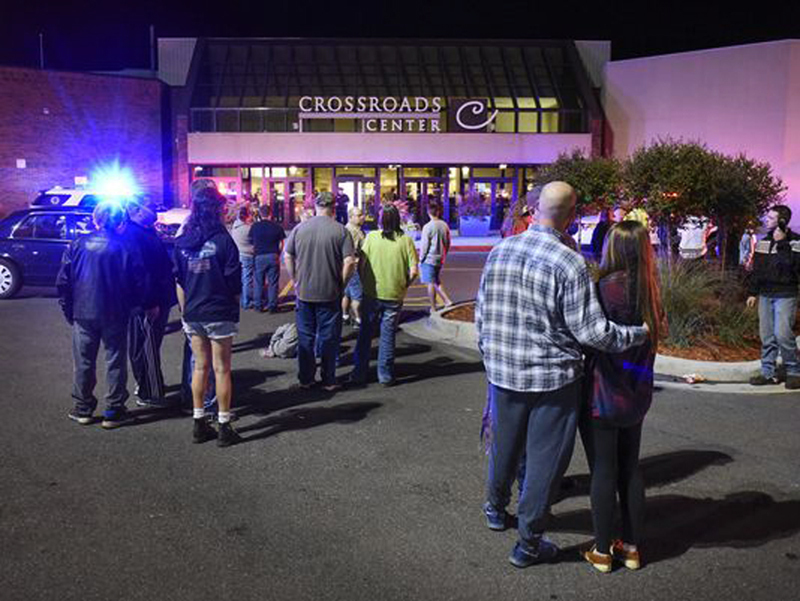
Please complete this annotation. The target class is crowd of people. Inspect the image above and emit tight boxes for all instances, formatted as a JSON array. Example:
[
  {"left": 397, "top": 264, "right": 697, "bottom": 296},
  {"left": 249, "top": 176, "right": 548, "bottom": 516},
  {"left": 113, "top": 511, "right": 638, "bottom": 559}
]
[
  {"left": 55, "top": 181, "right": 455, "bottom": 443},
  {"left": 53, "top": 176, "right": 798, "bottom": 572}
]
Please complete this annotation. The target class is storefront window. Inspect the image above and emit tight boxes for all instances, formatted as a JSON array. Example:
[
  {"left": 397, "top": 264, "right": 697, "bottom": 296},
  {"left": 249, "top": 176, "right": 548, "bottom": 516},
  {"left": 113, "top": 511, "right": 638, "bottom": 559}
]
[
  {"left": 335, "top": 166, "right": 376, "bottom": 178},
  {"left": 494, "top": 111, "right": 515, "bottom": 133},
  {"left": 380, "top": 168, "right": 399, "bottom": 200},
  {"left": 314, "top": 168, "right": 333, "bottom": 193}
]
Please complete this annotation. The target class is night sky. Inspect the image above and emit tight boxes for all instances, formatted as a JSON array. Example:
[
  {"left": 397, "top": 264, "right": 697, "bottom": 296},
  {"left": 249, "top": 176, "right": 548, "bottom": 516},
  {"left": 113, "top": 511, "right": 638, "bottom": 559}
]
[{"left": 1, "top": 0, "right": 799, "bottom": 71}]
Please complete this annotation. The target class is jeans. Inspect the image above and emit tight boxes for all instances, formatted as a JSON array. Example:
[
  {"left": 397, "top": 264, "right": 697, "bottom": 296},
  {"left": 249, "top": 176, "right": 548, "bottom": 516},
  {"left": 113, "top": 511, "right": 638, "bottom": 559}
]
[
  {"left": 240, "top": 255, "right": 255, "bottom": 309},
  {"left": 486, "top": 379, "right": 580, "bottom": 546},
  {"left": 180, "top": 336, "right": 217, "bottom": 414},
  {"left": 296, "top": 299, "right": 342, "bottom": 386},
  {"left": 72, "top": 319, "right": 129, "bottom": 417},
  {"left": 758, "top": 295, "right": 799, "bottom": 377},
  {"left": 352, "top": 296, "right": 402, "bottom": 384},
  {"left": 254, "top": 253, "right": 280, "bottom": 311}
]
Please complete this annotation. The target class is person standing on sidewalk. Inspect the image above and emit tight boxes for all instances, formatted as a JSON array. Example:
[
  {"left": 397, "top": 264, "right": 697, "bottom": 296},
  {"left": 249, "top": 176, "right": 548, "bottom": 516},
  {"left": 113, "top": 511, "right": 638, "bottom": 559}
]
[
  {"left": 250, "top": 204, "right": 285, "bottom": 313},
  {"left": 342, "top": 205, "right": 366, "bottom": 328},
  {"left": 419, "top": 200, "right": 453, "bottom": 312},
  {"left": 476, "top": 181, "right": 649, "bottom": 568},
  {"left": 230, "top": 206, "right": 255, "bottom": 310},
  {"left": 350, "top": 204, "right": 419, "bottom": 387},
  {"left": 173, "top": 187, "right": 243, "bottom": 447},
  {"left": 580, "top": 220, "right": 663, "bottom": 573},
  {"left": 747, "top": 205, "right": 800, "bottom": 389},
  {"left": 124, "top": 200, "right": 177, "bottom": 408},
  {"left": 284, "top": 192, "right": 355, "bottom": 391},
  {"left": 57, "top": 202, "right": 145, "bottom": 429}
]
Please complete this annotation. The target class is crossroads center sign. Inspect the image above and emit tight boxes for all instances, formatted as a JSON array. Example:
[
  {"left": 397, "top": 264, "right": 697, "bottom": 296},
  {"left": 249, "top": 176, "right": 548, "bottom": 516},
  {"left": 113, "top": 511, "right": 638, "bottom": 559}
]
[{"left": 297, "top": 96, "right": 498, "bottom": 133}]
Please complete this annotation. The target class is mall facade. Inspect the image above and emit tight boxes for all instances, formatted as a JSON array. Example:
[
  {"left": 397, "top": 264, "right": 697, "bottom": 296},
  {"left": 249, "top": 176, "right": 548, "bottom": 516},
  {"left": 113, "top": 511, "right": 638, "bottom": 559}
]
[{"left": 159, "top": 38, "right": 608, "bottom": 228}]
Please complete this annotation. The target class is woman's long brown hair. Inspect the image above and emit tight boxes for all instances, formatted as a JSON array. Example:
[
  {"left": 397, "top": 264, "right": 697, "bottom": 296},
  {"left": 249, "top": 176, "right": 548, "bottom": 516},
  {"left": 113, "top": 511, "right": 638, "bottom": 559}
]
[{"left": 599, "top": 220, "right": 663, "bottom": 349}]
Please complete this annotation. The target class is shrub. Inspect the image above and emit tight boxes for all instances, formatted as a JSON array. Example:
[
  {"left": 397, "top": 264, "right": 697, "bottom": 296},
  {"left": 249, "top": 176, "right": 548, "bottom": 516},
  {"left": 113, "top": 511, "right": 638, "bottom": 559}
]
[
  {"left": 458, "top": 191, "right": 491, "bottom": 219},
  {"left": 657, "top": 259, "right": 759, "bottom": 348}
]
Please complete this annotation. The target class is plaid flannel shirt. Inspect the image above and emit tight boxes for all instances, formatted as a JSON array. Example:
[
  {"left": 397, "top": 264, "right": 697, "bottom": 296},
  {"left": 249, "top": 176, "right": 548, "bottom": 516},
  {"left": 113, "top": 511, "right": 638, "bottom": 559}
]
[{"left": 475, "top": 224, "right": 648, "bottom": 392}]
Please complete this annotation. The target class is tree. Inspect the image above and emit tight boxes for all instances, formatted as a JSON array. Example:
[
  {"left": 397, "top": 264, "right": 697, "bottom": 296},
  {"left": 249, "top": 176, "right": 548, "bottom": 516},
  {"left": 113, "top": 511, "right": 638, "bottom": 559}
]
[
  {"left": 623, "top": 139, "right": 719, "bottom": 263},
  {"left": 706, "top": 152, "right": 786, "bottom": 269},
  {"left": 535, "top": 149, "right": 623, "bottom": 213}
]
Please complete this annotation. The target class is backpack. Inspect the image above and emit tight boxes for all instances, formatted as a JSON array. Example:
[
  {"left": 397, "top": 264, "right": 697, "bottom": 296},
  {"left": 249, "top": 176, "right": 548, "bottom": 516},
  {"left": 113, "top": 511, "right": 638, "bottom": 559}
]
[{"left": 263, "top": 323, "right": 298, "bottom": 358}]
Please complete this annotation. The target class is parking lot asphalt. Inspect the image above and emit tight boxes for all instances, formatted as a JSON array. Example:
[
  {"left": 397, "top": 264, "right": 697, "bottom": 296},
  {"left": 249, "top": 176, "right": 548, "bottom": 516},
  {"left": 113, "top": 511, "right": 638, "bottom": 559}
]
[{"left": 1, "top": 293, "right": 799, "bottom": 601}]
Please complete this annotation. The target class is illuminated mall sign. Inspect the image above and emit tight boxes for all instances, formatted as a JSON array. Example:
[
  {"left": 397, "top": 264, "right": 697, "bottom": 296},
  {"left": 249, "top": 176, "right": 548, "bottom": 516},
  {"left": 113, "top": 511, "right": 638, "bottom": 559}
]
[{"left": 298, "top": 96, "right": 498, "bottom": 133}]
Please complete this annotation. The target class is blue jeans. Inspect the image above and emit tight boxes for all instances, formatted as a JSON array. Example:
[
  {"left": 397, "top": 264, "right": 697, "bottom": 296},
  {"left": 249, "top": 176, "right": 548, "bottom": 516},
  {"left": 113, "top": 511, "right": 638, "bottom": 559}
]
[
  {"left": 352, "top": 296, "right": 402, "bottom": 384},
  {"left": 72, "top": 319, "right": 129, "bottom": 417},
  {"left": 486, "top": 380, "right": 580, "bottom": 546},
  {"left": 240, "top": 255, "right": 255, "bottom": 309},
  {"left": 254, "top": 253, "right": 280, "bottom": 311},
  {"left": 296, "top": 299, "right": 341, "bottom": 386},
  {"left": 759, "top": 295, "right": 799, "bottom": 377}
]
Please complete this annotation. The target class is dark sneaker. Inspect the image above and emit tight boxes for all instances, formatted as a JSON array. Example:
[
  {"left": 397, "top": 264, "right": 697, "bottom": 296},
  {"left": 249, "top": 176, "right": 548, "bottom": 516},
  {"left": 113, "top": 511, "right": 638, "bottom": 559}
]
[
  {"left": 482, "top": 502, "right": 509, "bottom": 531},
  {"left": 68, "top": 410, "right": 94, "bottom": 425},
  {"left": 750, "top": 374, "right": 781, "bottom": 386},
  {"left": 101, "top": 411, "right": 135, "bottom": 430},
  {"left": 785, "top": 375, "right": 800, "bottom": 390},
  {"left": 342, "top": 314, "right": 351, "bottom": 326},
  {"left": 508, "top": 538, "right": 559, "bottom": 568},
  {"left": 380, "top": 379, "right": 396, "bottom": 388},
  {"left": 217, "top": 422, "right": 243, "bottom": 448},
  {"left": 193, "top": 418, "right": 217, "bottom": 444}
]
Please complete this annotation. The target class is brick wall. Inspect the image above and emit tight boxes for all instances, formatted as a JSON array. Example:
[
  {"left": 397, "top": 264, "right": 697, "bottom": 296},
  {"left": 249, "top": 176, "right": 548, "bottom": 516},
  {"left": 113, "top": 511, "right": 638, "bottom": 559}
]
[{"left": 0, "top": 67, "right": 167, "bottom": 218}]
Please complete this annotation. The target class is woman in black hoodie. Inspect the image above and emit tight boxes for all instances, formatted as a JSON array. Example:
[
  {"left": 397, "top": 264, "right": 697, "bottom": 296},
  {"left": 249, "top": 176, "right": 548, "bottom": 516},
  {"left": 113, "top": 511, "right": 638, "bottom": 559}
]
[{"left": 173, "top": 187, "right": 243, "bottom": 447}]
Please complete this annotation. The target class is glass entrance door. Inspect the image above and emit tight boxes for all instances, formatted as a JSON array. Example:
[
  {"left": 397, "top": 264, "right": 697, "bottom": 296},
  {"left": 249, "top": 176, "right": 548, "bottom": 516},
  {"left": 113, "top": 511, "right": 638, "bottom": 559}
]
[
  {"left": 468, "top": 178, "right": 517, "bottom": 231},
  {"left": 338, "top": 177, "right": 379, "bottom": 226},
  {"left": 405, "top": 178, "right": 449, "bottom": 226}
]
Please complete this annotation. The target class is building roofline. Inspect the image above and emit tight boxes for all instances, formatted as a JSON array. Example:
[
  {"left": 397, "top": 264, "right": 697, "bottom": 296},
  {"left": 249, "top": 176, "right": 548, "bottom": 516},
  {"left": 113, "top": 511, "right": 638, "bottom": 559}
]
[{"left": 610, "top": 38, "right": 800, "bottom": 64}]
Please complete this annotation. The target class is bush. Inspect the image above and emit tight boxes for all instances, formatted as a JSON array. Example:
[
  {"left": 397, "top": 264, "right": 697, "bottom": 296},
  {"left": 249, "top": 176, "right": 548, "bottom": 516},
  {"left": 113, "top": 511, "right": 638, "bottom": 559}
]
[
  {"left": 458, "top": 191, "right": 491, "bottom": 219},
  {"left": 658, "top": 259, "right": 719, "bottom": 347},
  {"left": 657, "top": 259, "right": 759, "bottom": 348}
]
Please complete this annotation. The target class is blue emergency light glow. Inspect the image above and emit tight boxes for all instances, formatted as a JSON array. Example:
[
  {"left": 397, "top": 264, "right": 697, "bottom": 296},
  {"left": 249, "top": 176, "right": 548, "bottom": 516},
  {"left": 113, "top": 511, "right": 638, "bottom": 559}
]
[{"left": 90, "top": 161, "right": 140, "bottom": 201}]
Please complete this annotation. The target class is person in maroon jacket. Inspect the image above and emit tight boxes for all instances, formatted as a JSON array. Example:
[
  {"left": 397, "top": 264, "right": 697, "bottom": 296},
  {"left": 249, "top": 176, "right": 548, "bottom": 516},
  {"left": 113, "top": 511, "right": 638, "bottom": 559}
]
[{"left": 581, "top": 220, "right": 664, "bottom": 573}]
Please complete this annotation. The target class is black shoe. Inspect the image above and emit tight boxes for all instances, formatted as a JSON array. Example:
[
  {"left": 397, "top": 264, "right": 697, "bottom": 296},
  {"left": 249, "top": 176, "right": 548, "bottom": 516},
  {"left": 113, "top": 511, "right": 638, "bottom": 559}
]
[
  {"left": 785, "top": 375, "right": 800, "bottom": 390},
  {"left": 101, "top": 410, "right": 135, "bottom": 430},
  {"left": 217, "top": 422, "right": 243, "bottom": 447},
  {"left": 193, "top": 418, "right": 217, "bottom": 444},
  {"left": 380, "top": 379, "right": 396, "bottom": 388},
  {"left": 750, "top": 374, "right": 781, "bottom": 386}
]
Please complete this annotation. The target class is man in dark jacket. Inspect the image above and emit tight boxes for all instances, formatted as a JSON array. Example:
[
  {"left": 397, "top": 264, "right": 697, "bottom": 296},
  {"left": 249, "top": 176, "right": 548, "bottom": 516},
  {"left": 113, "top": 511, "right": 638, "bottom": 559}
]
[
  {"left": 124, "top": 201, "right": 178, "bottom": 407},
  {"left": 747, "top": 205, "right": 800, "bottom": 389},
  {"left": 57, "top": 202, "right": 145, "bottom": 428}
]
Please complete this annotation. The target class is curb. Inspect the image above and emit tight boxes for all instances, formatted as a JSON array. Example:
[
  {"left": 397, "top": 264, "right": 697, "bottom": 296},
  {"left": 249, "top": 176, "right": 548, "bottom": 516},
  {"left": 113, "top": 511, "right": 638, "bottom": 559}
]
[{"left": 400, "top": 302, "right": 799, "bottom": 395}]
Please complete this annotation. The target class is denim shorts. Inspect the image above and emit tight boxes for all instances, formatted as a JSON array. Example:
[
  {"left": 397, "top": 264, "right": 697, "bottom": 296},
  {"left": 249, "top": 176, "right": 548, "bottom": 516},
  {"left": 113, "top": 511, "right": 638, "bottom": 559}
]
[
  {"left": 182, "top": 320, "right": 239, "bottom": 339},
  {"left": 344, "top": 271, "right": 363, "bottom": 301},
  {"left": 419, "top": 263, "right": 442, "bottom": 285}
]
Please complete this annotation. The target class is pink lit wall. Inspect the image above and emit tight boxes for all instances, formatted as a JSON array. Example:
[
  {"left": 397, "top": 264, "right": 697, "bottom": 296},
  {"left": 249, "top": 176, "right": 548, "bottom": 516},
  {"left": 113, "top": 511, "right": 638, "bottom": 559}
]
[
  {"left": 187, "top": 132, "right": 591, "bottom": 167},
  {"left": 604, "top": 40, "right": 800, "bottom": 225}
]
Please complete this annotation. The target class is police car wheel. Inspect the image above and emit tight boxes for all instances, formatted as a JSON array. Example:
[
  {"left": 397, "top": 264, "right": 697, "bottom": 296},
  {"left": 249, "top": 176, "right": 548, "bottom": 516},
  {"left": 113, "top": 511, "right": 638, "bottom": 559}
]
[{"left": 0, "top": 259, "right": 22, "bottom": 299}]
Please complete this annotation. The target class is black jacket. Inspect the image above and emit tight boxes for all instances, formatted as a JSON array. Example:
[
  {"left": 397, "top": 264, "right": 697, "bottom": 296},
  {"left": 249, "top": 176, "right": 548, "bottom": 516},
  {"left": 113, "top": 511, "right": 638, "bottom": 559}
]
[
  {"left": 56, "top": 230, "right": 145, "bottom": 324},
  {"left": 172, "top": 226, "right": 242, "bottom": 323},
  {"left": 749, "top": 229, "right": 800, "bottom": 297},
  {"left": 123, "top": 222, "right": 177, "bottom": 310}
]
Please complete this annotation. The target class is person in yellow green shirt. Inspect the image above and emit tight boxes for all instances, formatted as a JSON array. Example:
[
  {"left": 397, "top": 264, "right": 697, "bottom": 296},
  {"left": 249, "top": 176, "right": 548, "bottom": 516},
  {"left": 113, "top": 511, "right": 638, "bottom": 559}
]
[{"left": 349, "top": 204, "right": 419, "bottom": 386}]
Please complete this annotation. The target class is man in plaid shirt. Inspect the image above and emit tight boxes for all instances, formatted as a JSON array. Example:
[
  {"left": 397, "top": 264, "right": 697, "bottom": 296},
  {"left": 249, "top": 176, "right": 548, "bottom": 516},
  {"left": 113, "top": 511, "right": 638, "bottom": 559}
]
[{"left": 476, "top": 181, "right": 649, "bottom": 568}]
